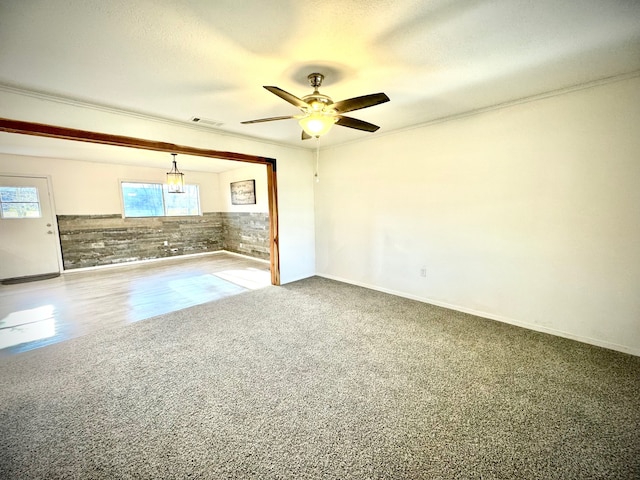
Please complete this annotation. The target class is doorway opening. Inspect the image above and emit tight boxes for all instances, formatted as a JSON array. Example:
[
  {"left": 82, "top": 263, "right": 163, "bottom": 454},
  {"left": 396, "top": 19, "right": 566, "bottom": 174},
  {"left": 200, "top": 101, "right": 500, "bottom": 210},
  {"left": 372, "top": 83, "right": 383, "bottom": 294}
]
[{"left": 0, "top": 117, "right": 281, "bottom": 285}]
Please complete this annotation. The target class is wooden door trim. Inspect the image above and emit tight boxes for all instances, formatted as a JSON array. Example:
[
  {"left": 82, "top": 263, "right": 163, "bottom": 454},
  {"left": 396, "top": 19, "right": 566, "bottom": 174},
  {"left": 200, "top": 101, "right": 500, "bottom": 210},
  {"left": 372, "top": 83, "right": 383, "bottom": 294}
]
[{"left": 0, "top": 117, "right": 281, "bottom": 285}]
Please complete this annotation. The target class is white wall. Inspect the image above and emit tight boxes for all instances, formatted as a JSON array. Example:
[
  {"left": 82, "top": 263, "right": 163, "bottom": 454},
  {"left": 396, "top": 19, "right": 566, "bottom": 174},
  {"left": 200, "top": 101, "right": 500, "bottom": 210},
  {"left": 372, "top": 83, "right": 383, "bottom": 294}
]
[
  {"left": 315, "top": 75, "right": 640, "bottom": 355},
  {"left": 218, "top": 163, "right": 269, "bottom": 213},
  {"left": 0, "top": 154, "right": 222, "bottom": 214},
  {"left": 0, "top": 90, "right": 316, "bottom": 284}
]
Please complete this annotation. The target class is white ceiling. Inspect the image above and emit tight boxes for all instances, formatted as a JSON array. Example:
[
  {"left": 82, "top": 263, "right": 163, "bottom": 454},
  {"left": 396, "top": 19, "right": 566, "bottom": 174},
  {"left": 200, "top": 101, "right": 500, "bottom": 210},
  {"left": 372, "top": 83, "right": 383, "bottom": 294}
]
[{"left": 1, "top": 0, "right": 639, "bottom": 162}]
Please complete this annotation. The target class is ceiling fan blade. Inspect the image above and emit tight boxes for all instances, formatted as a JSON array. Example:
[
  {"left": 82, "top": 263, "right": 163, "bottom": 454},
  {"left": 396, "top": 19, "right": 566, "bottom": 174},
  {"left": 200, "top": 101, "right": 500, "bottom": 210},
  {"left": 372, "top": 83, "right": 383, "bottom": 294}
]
[
  {"left": 332, "top": 93, "right": 390, "bottom": 114},
  {"left": 335, "top": 116, "right": 380, "bottom": 132},
  {"left": 301, "top": 130, "right": 312, "bottom": 140},
  {"left": 241, "top": 115, "right": 296, "bottom": 124},
  {"left": 264, "top": 86, "right": 308, "bottom": 109}
]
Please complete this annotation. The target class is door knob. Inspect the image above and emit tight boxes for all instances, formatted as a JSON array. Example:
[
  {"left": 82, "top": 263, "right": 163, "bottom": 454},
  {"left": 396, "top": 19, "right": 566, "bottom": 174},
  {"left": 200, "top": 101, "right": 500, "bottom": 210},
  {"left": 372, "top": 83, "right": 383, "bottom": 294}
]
[{"left": 47, "top": 230, "right": 53, "bottom": 234}]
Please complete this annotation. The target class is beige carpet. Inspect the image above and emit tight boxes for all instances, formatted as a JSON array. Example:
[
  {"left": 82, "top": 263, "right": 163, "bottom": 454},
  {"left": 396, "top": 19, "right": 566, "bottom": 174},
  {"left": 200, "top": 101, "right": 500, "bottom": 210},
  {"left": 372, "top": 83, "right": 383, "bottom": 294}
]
[{"left": 1, "top": 276, "right": 638, "bottom": 479}]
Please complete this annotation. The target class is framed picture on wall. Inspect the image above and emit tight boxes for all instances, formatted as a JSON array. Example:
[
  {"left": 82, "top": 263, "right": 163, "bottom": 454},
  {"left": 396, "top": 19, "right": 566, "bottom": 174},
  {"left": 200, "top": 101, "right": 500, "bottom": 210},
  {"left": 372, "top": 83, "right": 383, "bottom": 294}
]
[{"left": 230, "top": 179, "right": 256, "bottom": 205}]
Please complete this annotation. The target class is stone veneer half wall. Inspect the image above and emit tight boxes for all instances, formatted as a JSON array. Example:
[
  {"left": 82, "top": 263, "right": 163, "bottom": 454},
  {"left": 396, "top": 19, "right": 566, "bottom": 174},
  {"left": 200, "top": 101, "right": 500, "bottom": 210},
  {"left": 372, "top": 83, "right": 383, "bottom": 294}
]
[
  {"left": 57, "top": 212, "right": 269, "bottom": 270},
  {"left": 221, "top": 212, "right": 270, "bottom": 260}
]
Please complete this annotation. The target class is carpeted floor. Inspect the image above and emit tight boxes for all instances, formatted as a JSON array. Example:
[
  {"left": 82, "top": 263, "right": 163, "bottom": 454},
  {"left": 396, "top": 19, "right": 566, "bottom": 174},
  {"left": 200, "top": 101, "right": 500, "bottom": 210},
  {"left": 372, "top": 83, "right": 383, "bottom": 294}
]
[{"left": 1, "top": 276, "right": 639, "bottom": 479}]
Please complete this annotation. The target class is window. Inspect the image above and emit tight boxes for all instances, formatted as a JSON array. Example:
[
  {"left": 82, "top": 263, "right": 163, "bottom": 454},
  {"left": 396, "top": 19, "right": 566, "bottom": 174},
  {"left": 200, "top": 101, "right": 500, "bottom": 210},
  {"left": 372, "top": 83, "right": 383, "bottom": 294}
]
[
  {"left": 163, "top": 184, "right": 200, "bottom": 216},
  {"left": 0, "top": 186, "right": 42, "bottom": 219},
  {"left": 121, "top": 182, "right": 200, "bottom": 217}
]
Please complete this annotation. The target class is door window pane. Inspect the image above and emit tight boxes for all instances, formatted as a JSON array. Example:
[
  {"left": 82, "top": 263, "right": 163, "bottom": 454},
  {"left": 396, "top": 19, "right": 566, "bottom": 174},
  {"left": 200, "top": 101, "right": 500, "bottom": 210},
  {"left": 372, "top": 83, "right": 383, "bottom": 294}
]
[{"left": 0, "top": 187, "right": 42, "bottom": 218}]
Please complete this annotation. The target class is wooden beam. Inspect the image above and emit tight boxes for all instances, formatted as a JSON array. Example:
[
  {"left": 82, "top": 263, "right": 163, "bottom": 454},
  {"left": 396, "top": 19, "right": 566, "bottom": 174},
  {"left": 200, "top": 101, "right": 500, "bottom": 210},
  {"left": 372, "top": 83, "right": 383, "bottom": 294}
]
[
  {"left": 0, "top": 118, "right": 276, "bottom": 165},
  {"left": 0, "top": 117, "right": 281, "bottom": 285},
  {"left": 266, "top": 162, "right": 280, "bottom": 285}
]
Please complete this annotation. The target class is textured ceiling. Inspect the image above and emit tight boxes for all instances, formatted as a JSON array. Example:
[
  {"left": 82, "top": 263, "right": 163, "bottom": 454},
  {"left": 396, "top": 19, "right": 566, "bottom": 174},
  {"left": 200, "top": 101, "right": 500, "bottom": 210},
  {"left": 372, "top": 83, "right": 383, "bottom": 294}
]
[{"left": 1, "top": 0, "right": 639, "bottom": 155}]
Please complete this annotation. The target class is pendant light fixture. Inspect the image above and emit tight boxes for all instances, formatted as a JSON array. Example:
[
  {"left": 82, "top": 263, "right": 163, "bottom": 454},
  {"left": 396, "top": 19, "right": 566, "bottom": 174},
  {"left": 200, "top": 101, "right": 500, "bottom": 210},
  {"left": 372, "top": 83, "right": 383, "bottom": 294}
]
[{"left": 166, "top": 153, "right": 184, "bottom": 193}]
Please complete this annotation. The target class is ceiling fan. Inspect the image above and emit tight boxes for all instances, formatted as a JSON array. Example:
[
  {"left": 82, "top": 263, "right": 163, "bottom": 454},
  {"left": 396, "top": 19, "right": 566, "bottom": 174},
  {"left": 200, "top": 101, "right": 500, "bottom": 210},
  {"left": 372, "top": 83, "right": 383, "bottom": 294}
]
[{"left": 241, "top": 73, "right": 390, "bottom": 139}]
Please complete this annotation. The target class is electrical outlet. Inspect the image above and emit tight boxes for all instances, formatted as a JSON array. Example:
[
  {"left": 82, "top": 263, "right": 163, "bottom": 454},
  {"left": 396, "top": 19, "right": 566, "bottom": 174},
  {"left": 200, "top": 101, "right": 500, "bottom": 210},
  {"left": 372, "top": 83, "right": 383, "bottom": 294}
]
[{"left": 420, "top": 267, "right": 427, "bottom": 277}]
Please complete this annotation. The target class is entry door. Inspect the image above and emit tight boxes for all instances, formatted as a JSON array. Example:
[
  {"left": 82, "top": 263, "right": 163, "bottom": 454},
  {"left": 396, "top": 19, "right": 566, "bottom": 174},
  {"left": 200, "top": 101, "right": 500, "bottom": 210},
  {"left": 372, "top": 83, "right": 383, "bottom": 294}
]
[{"left": 0, "top": 175, "right": 60, "bottom": 280}]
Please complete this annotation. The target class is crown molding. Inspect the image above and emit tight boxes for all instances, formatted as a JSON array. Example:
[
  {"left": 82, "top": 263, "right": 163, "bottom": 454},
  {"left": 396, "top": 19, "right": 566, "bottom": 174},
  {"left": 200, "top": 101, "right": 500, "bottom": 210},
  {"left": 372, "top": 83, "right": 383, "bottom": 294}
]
[
  {"left": 322, "top": 69, "right": 640, "bottom": 152},
  {"left": 0, "top": 82, "right": 309, "bottom": 152}
]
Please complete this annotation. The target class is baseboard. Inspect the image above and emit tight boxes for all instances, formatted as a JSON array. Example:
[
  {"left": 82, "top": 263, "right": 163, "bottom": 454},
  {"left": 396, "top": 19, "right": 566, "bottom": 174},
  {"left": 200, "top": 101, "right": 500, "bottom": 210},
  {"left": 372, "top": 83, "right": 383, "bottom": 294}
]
[
  {"left": 316, "top": 273, "right": 639, "bottom": 357},
  {"left": 222, "top": 250, "right": 270, "bottom": 264}
]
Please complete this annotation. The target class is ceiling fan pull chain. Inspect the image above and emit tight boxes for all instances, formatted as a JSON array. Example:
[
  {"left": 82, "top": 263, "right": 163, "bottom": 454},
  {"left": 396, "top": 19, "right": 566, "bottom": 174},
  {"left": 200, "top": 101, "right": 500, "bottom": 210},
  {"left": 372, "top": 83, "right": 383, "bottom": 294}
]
[{"left": 315, "top": 137, "right": 320, "bottom": 183}]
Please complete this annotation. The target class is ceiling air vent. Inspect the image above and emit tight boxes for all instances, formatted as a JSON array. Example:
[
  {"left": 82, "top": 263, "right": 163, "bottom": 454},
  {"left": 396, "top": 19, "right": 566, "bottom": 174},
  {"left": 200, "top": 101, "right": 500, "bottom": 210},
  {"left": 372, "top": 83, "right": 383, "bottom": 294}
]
[{"left": 191, "top": 117, "right": 224, "bottom": 128}]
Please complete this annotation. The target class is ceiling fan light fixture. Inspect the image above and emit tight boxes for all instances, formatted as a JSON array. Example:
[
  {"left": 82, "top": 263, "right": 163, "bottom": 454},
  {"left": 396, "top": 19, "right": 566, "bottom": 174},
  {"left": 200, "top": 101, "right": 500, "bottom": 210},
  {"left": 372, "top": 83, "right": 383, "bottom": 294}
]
[
  {"left": 166, "top": 153, "right": 185, "bottom": 193},
  {"left": 242, "top": 71, "right": 389, "bottom": 139},
  {"left": 299, "top": 112, "right": 336, "bottom": 137}
]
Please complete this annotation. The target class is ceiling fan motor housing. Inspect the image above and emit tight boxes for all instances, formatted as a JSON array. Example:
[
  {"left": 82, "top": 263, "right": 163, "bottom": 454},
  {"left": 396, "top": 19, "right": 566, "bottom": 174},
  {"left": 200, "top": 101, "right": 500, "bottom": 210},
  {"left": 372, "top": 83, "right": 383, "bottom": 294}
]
[
  {"left": 304, "top": 73, "right": 334, "bottom": 112},
  {"left": 302, "top": 93, "right": 334, "bottom": 112}
]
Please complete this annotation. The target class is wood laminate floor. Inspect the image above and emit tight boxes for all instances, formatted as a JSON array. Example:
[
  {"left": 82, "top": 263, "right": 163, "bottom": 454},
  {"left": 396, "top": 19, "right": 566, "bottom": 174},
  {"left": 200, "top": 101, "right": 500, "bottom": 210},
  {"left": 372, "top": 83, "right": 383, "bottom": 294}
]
[{"left": 0, "top": 252, "right": 271, "bottom": 356}]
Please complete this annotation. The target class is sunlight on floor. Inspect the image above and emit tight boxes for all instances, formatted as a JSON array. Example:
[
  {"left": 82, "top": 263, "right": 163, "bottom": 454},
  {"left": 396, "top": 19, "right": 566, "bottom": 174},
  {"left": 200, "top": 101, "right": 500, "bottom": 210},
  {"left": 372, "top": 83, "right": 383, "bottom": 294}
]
[
  {"left": 125, "top": 268, "right": 270, "bottom": 324},
  {"left": 0, "top": 256, "right": 272, "bottom": 354},
  {"left": 0, "top": 305, "right": 56, "bottom": 349},
  {"left": 127, "top": 274, "right": 250, "bottom": 322},
  {"left": 214, "top": 268, "right": 271, "bottom": 290}
]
